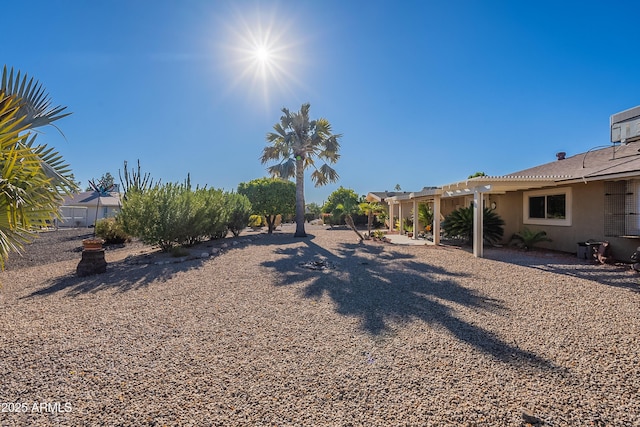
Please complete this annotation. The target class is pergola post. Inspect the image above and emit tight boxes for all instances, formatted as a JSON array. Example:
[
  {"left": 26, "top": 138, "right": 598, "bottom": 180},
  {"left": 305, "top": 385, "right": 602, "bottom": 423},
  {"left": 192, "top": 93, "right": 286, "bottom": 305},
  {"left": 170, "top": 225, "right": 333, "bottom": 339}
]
[
  {"left": 473, "top": 190, "right": 483, "bottom": 257},
  {"left": 388, "top": 203, "right": 394, "bottom": 232},
  {"left": 412, "top": 198, "right": 418, "bottom": 239},
  {"left": 433, "top": 196, "right": 441, "bottom": 245}
]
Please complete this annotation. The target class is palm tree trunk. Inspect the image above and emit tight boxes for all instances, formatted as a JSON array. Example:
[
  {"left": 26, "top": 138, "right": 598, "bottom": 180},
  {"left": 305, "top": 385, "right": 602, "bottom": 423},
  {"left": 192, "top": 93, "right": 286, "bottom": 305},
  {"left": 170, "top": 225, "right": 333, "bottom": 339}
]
[
  {"left": 345, "top": 214, "right": 364, "bottom": 241},
  {"left": 294, "top": 157, "right": 306, "bottom": 237}
]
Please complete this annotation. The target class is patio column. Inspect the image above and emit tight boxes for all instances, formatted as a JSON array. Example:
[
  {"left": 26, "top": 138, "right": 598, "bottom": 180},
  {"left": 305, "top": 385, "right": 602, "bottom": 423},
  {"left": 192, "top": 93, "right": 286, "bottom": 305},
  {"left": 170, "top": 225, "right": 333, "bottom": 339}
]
[
  {"left": 412, "top": 198, "right": 417, "bottom": 239},
  {"left": 388, "top": 203, "right": 394, "bottom": 232},
  {"left": 398, "top": 202, "right": 403, "bottom": 235},
  {"left": 473, "top": 190, "right": 483, "bottom": 258},
  {"left": 433, "top": 196, "right": 441, "bottom": 245}
]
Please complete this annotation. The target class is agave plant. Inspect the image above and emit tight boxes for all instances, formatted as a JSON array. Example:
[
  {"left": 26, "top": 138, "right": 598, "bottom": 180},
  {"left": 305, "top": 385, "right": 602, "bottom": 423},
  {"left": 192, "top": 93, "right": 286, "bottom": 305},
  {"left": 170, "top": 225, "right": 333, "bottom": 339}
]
[
  {"left": 510, "top": 227, "right": 552, "bottom": 251},
  {"left": 442, "top": 206, "right": 504, "bottom": 245},
  {"left": 0, "top": 66, "right": 77, "bottom": 268}
]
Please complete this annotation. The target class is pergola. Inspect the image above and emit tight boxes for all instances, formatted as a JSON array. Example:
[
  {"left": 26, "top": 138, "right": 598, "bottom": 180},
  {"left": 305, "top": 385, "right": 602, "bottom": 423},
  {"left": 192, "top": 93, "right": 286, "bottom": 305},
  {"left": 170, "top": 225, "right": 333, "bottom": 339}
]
[{"left": 369, "top": 175, "right": 569, "bottom": 257}]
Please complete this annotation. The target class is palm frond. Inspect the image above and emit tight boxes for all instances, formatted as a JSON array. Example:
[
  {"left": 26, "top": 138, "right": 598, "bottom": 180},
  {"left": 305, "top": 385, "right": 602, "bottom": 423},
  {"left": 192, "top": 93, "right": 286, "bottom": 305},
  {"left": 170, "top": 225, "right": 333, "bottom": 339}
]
[{"left": 2, "top": 66, "right": 71, "bottom": 131}]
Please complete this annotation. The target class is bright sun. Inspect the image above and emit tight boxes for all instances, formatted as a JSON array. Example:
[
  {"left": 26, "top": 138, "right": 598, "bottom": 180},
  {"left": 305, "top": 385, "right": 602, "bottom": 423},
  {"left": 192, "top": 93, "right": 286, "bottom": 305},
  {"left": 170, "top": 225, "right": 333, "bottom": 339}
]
[
  {"left": 220, "top": 6, "right": 303, "bottom": 105},
  {"left": 255, "top": 46, "right": 270, "bottom": 63}
]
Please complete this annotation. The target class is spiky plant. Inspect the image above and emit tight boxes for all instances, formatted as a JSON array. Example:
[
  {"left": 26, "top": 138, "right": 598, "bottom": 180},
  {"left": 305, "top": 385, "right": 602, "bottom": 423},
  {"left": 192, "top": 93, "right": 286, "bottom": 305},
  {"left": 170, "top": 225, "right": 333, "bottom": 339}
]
[
  {"left": 510, "top": 228, "right": 552, "bottom": 251},
  {"left": 0, "top": 67, "right": 76, "bottom": 269},
  {"left": 442, "top": 206, "right": 504, "bottom": 245}
]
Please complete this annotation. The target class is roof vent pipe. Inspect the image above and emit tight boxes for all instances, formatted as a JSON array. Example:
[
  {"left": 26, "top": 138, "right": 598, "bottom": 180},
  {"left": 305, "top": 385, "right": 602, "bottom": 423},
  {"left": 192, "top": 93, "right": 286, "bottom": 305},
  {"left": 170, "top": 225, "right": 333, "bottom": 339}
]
[{"left": 556, "top": 151, "right": 566, "bottom": 160}]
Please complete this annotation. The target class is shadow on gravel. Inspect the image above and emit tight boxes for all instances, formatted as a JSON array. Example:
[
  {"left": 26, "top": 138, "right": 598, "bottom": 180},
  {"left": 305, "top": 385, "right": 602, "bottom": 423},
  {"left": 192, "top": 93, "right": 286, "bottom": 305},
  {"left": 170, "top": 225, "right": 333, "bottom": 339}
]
[
  {"left": 259, "top": 233, "right": 562, "bottom": 371},
  {"left": 485, "top": 248, "right": 640, "bottom": 293},
  {"left": 23, "top": 256, "right": 207, "bottom": 297}
]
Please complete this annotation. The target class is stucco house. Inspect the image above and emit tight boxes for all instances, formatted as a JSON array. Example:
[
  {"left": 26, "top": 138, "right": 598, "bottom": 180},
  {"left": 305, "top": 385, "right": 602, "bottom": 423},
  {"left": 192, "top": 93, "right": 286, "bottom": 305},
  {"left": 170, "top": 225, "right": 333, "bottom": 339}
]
[
  {"left": 368, "top": 107, "right": 640, "bottom": 261},
  {"left": 58, "top": 191, "right": 122, "bottom": 228}
]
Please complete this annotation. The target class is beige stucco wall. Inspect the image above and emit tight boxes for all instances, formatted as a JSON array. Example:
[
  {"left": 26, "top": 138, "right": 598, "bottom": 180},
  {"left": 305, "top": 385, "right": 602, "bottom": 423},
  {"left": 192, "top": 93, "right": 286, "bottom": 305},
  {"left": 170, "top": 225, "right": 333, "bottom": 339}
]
[{"left": 489, "top": 182, "right": 639, "bottom": 260}]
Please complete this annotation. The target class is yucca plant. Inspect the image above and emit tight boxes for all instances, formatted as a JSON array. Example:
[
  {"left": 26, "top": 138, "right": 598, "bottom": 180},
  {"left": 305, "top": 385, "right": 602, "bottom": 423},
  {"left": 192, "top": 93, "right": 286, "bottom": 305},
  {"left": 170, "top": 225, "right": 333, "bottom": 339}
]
[
  {"left": 0, "top": 67, "right": 77, "bottom": 269},
  {"left": 442, "top": 206, "right": 504, "bottom": 245},
  {"left": 510, "top": 227, "right": 552, "bottom": 251}
]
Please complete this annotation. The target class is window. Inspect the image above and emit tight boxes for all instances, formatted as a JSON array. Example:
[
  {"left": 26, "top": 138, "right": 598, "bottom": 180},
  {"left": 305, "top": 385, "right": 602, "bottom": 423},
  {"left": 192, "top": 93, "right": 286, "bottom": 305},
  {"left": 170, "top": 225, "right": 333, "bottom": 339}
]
[{"left": 523, "top": 188, "right": 571, "bottom": 226}]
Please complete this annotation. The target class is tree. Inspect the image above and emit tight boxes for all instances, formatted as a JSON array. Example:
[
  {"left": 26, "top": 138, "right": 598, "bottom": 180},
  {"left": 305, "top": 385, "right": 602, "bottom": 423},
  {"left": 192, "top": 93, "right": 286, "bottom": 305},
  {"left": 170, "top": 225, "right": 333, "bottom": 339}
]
[
  {"left": 87, "top": 172, "right": 115, "bottom": 192},
  {"left": 468, "top": 171, "right": 486, "bottom": 179},
  {"left": 358, "top": 200, "right": 385, "bottom": 237},
  {"left": 323, "top": 187, "right": 363, "bottom": 240},
  {"left": 237, "top": 178, "right": 295, "bottom": 234},
  {"left": 0, "top": 66, "right": 77, "bottom": 268},
  {"left": 261, "top": 103, "right": 341, "bottom": 237}
]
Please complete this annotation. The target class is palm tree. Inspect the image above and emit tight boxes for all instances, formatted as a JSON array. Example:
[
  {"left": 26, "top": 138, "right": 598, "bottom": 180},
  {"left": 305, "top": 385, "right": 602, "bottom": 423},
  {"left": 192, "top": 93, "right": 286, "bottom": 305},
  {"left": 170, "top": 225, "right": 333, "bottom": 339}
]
[
  {"left": 359, "top": 200, "right": 385, "bottom": 238},
  {"left": 261, "top": 103, "right": 341, "bottom": 237},
  {"left": 0, "top": 66, "right": 76, "bottom": 268}
]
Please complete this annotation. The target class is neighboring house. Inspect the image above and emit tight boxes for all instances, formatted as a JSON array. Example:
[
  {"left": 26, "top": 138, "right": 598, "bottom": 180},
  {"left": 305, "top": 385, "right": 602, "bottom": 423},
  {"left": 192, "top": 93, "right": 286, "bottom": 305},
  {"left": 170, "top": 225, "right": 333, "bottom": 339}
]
[
  {"left": 368, "top": 108, "right": 640, "bottom": 260},
  {"left": 58, "top": 191, "right": 122, "bottom": 228}
]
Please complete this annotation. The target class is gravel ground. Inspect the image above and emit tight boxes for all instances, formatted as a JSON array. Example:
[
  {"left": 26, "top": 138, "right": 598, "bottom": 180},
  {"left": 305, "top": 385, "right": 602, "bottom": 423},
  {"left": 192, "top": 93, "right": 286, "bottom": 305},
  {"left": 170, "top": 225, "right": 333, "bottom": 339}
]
[{"left": 1, "top": 225, "right": 639, "bottom": 426}]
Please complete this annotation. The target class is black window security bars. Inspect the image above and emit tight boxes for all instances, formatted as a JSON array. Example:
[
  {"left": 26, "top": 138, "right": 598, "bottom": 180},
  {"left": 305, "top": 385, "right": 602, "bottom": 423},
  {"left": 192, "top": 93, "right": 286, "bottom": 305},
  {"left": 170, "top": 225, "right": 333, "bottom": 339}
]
[{"left": 604, "top": 180, "right": 640, "bottom": 237}]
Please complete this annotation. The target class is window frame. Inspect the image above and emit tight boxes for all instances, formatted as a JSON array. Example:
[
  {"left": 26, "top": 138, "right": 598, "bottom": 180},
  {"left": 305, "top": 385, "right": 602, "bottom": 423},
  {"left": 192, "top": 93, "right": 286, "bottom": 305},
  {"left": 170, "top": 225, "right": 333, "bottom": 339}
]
[{"left": 523, "top": 187, "right": 572, "bottom": 226}]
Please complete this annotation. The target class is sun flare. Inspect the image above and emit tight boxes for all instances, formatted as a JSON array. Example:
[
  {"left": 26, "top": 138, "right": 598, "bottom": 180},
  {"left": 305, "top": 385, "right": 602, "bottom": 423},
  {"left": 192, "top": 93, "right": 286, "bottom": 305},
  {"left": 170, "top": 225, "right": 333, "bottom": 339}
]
[{"left": 219, "top": 6, "right": 304, "bottom": 105}]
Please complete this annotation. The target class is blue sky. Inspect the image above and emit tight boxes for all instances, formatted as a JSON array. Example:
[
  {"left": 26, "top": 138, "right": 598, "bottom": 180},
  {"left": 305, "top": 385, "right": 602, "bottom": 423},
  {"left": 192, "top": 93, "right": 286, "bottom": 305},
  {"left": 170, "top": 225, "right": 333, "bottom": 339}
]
[{"left": 5, "top": 0, "right": 640, "bottom": 204}]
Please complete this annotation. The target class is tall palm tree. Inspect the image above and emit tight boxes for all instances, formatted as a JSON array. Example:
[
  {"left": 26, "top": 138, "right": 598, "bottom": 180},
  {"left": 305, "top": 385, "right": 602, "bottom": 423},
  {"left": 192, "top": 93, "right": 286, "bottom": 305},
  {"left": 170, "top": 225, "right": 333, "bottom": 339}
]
[
  {"left": 261, "top": 103, "right": 341, "bottom": 237},
  {"left": 0, "top": 66, "right": 76, "bottom": 268}
]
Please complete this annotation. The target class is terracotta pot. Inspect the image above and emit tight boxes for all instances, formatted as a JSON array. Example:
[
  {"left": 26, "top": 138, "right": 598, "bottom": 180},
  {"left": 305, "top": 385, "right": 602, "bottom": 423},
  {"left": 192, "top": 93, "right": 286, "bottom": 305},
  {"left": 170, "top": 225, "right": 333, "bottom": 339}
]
[{"left": 82, "top": 238, "right": 104, "bottom": 251}]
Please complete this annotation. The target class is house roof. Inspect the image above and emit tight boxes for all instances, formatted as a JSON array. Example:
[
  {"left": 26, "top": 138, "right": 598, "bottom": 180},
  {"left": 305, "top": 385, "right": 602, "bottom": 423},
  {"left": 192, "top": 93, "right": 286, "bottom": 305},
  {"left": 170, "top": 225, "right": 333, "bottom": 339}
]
[
  {"left": 439, "top": 142, "right": 640, "bottom": 196},
  {"left": 505, "top": 141, "right": 640, "bottom": 182},
  {"left": 366, "top": 191, "right": 413, "bottom": 202},
  {"left": 368, "top": 142, "right": 640, "bottom": 203},
  {"left": 62, "top": 191, "right": 122, "bottom": 207}
]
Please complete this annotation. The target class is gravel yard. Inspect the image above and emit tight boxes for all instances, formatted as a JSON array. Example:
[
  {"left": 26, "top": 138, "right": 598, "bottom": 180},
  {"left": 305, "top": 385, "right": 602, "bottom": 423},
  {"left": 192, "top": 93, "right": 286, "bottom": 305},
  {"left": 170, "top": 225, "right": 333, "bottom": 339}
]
[{"left": 1, "top": 225, "right": 639, "bottom": 426}]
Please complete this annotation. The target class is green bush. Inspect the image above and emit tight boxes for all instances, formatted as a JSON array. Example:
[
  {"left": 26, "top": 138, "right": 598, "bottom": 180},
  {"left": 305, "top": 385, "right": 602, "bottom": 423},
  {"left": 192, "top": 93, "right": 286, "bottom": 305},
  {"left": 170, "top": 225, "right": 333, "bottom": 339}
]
[
  {"left": 94, "top": 217, "right": 130, "bottom": 244},
  {"left": 442, "top": 206, "right": 504, "bottom": 245},
  {"left": 226, "top": 192, "right": 252, "bottom": 237},
  {"left": 120, "top": 183, "right": 234, "bottom": 251}
]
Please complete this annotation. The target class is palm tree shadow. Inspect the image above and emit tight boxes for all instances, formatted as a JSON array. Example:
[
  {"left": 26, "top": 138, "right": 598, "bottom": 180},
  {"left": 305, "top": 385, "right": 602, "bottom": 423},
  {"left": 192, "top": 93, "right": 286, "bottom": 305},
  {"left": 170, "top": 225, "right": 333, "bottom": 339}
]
[
  {"left": 261, "top": 236, "right": 563, "bottom": 371},
  {"left": 23, "top": 255, "right": 207, "bottom": 298}
]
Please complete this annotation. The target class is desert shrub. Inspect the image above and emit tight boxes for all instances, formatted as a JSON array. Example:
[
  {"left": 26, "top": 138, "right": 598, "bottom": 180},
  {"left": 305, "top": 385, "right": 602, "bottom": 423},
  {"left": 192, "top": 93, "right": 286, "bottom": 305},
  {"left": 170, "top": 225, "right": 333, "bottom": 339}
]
[
  {"left": 119, "top": 184, "right": 182, "bottom": 251},
  {"left": 442, "top": 206, "right": 504, "bottom": 245},
  {"left": 249, "top": 214, "right": 264, "bottom": 227},
  {"left": 202, "top": 188, "right": 229, "bottom": 240},
  {"left": 226, "top": 192, "right": 252, "bottom": 237},
  {"left": 119, "top": 179, "right": 260, "bottom": 248},
  {"left": 94, "top": 217, "right": 130, "bottom": 244}
]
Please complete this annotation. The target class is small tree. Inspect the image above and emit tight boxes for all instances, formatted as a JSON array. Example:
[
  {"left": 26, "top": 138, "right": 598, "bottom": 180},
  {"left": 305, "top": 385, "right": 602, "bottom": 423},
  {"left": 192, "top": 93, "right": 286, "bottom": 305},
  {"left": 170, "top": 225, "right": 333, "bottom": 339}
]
[
  {"left": 238, "top": 178, "right": 295, "bottom": 234},
  {"left": 323, "top": 187, "right": 363, "bottom": 240},
  {"left": 359, "top": 201, "right": 385, "bottom": 237}
]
